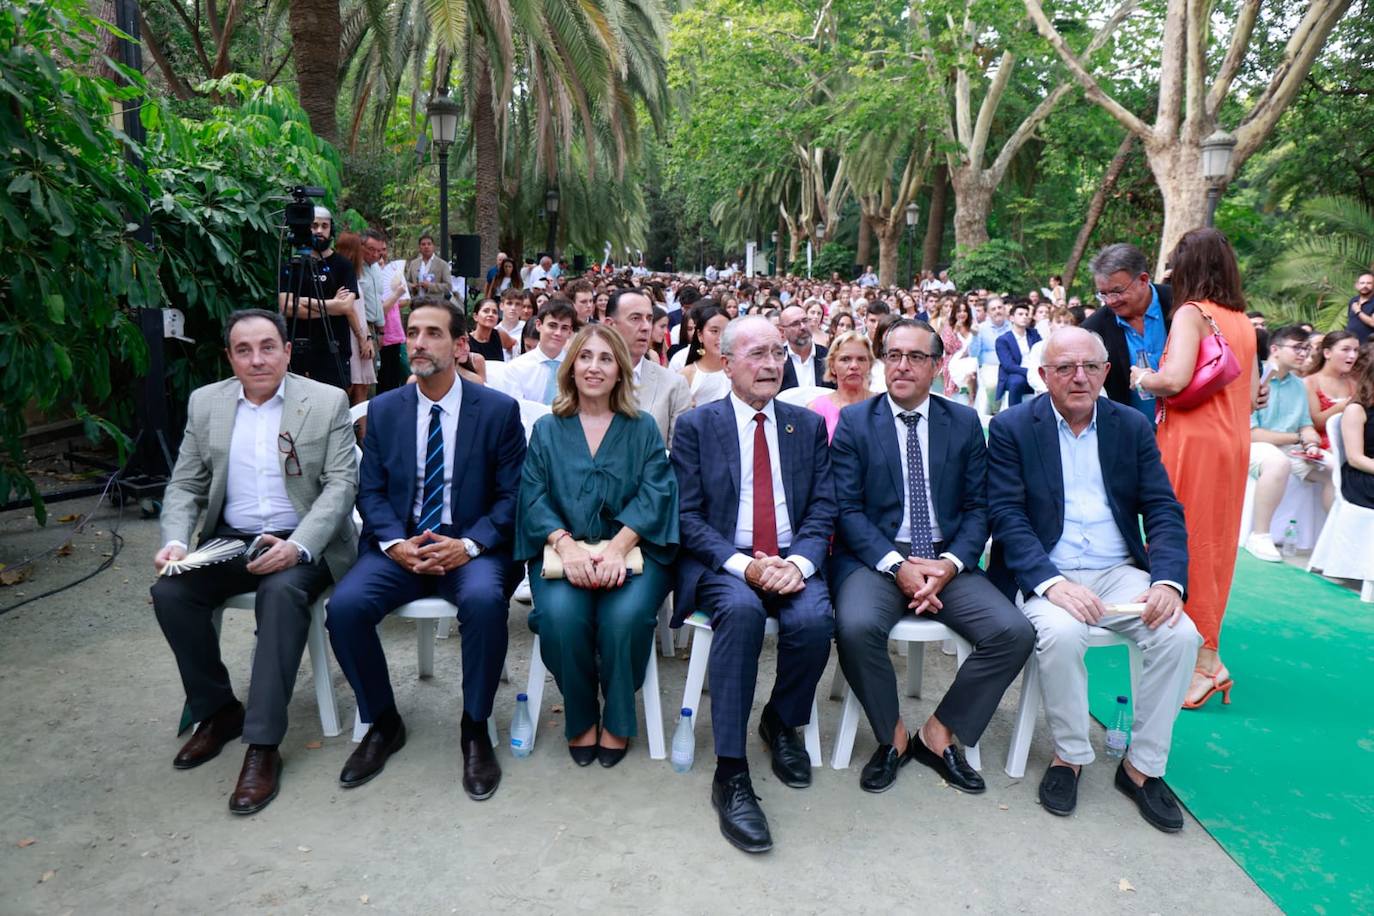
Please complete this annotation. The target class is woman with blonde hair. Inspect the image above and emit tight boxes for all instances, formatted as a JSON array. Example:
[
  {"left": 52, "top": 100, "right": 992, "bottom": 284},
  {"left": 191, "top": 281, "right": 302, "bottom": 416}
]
[
  {"left": 807, "top": 331, "right": 877, "bottom": 441},
  {"left": 515, "top": 326, "right": 679, "bottom": 767}
]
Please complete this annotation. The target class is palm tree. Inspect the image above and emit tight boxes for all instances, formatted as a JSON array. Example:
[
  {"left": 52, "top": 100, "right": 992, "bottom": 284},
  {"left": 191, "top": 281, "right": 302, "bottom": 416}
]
[{"left": 1263, "top": 195, "right": 1374, "bottom": 329}]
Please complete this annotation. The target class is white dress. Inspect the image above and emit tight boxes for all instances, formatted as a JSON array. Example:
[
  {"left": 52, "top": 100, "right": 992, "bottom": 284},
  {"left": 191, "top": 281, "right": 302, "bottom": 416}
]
[{"left": 687, "top": 366, "right": 731, "bottom": 406}]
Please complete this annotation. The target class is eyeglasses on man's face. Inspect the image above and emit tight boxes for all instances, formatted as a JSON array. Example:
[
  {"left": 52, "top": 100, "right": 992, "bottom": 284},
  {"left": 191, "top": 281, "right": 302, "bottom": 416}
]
[
  {"left": 1095, "top": 275, "right": 1142, "bottom": 305},
  {"left": 882, "top": 350, "right": 934, "bottom": 367},
  {"left": 1045, "top": 361, "right": 1107, "bottom": 379}
]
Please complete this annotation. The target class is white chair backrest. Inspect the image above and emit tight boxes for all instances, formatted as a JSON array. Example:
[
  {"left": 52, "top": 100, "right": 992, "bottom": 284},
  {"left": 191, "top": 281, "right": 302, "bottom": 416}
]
[
  {"left": 1329, "top": 410, "right": 1346, "bottom": 496},
  {"left": 517, "top": 398, "right": 551, "bottom": 442},
  {"left": 349, "top": 399, "right": 370, "bottom": 425},
  {"left": 485, "top": 360, "right": 511, "bottom": 396},
  {"left": 776, "top": 385, "right": 829, "bottom": 408}
]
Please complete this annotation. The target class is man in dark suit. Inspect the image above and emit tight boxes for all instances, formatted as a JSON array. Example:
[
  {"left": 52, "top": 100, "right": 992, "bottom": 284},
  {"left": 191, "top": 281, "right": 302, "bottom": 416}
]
[
  {"left": 987, "top": 326, "right": 1200, "bottom": 834},
  {"left": 1081, "top": 243, "right": 1173, "bottom": 415},
  {"left": 671, "top": 315, "right": 837, "bottom": 855},
  {"left": 995, "top": 301, "right": 1042, "bottom": 407},
  {"left": 778, "top": 304, "right": 834, "bottom": 391},
  {"left": 152, "top": 309, "right": 358, "bottom": 815},
  {"left": 831, "top": 319, "right": 1033, "bottom": 795},
  {"left": 326, "top": 297, "right": 526, "bottom": 801}
]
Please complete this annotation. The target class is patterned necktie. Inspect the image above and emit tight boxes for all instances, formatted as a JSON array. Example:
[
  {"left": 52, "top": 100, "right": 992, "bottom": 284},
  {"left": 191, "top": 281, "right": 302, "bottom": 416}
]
[
  {"left": 418, "top": 403, "right": 444, "bottom": 533},
  {"left": 542, "top": 358, "right": 560, "bottom": 404},
  {"left": 751, "top": 413, "right": 779, "bottom": 556},
  {"left": 899, "top": 411, "right": 935, "bottom": 559}
]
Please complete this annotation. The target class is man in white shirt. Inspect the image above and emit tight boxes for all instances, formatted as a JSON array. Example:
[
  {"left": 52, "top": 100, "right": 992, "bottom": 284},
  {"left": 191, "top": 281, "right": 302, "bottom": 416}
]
[
  {"left": 603, "top": 288, "right": 691, "bottom": 445},
  {"left": 858, "top": 265, "right": 879, "bottom": 288},
  {"left": 404, "top": 234, "right": 452, "bottom": 296},
  {"left": 527, "top": 255, "right": 555, "bottom": 290},
  {"left": 995, "top": 301, "right": 1042, "bottom": 407},
  {"left": 151, "top": 309, "right": 357, "bottom": 816},
  {"left": 705, "top": 263, "right": 719, "bottom": 282},
  {"left": 498, "top": 299, "right": 578, "bottom": 403}
]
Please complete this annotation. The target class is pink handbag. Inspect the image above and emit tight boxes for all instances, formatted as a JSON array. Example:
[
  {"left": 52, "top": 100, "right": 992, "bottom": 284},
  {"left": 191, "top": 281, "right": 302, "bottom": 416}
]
[{"left": 1165, "top": 306, "right": 1242, "bottom": 410}]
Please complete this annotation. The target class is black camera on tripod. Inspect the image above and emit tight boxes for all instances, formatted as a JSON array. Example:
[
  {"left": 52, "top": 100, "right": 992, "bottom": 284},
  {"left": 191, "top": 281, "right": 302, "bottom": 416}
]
[{"left": 285, "top": 185, "right": 328, "bottom": 251}]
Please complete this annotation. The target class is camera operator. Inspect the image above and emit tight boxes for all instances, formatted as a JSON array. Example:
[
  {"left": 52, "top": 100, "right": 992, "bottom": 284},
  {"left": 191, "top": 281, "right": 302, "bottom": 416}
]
[{"left": 276, "top": 206, "right": 361, "bottom": 390}]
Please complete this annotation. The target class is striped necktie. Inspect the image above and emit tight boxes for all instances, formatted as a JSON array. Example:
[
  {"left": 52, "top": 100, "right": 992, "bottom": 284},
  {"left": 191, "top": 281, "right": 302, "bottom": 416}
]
[{"left": 418, "top": 403, "right": 444, "bottom": 533}]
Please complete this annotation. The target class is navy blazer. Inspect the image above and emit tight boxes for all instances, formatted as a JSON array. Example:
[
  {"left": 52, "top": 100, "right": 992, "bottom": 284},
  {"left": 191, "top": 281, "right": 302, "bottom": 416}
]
[
  {"left": 995, "top": 328, "right": 1041, "bottom": 399},
  {"left": 984, "top": 395, "right": 1187, "bottom": 601},
  {"left": 670, "top": 395, "right": 837, "bottom": 625},
  {"left": 829, "top": 393, "right": 989, "bottom": 591},
  {"left": 357, "top": 379, "right": 526, "bottom": 558},
  {"left": 781, "top": 343, "right": 835, "bottom": 391}
]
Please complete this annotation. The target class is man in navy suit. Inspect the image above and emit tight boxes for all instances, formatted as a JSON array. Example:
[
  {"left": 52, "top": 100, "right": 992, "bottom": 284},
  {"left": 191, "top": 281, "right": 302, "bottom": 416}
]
[
  {"left": 831, "top": 319, "right": 1033, "bottom": 795},
  {"left": 995, "top": 301, "right": 1042, "bottom": 407},
  {"left": 987, "top": 326, "right": 1200, "bottom": 833},
  {"left": 779, "top": 304, "right": 834, "bottom": 391},
  {"left": 327, "top": 297, "right": 526, "bottom": 800},
  {"left": 671, "top": 315, "right": 837, "bottom": 855}
]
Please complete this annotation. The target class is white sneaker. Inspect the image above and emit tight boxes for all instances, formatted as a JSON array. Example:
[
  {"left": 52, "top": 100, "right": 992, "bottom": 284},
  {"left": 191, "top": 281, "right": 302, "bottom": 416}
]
[
  {"left": 513, "top": 574, "right": 533, "bottom": 604},
  {"left": 1244, "top": 532, "right": 1282, "bottom": 562}
]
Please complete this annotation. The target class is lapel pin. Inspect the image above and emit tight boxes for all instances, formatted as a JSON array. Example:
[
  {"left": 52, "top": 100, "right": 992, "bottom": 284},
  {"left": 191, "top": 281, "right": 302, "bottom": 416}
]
[{"left": 784, "top": 424, "right": 795, "bottom": 434}]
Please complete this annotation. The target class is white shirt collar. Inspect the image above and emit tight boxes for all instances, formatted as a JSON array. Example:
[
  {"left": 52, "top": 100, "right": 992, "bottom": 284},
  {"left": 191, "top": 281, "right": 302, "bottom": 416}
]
[
  {"left": 1049, "top": 400, "right": 1098, "bottom": 434},
  {"left": 417, "top": 376, "right": 463, "bottom": 415},
  {"left": 236, "top": 377, "right": 287, "bottom": 407},
  {"left": 886, "top": 393, "right": 929, "bottom": 422},
  {"left": 729, "top": 391, "right": 776, "bottom": 428}
]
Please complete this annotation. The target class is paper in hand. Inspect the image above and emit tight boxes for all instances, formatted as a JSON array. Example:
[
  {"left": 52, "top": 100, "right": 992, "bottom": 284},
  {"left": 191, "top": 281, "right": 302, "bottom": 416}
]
[{"left": 160, "top": 538, "right": 247, "bottom": 576}]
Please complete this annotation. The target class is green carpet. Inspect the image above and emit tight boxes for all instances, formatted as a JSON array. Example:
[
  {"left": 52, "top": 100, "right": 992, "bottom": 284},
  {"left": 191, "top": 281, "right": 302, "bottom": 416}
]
[{"left": 1086, "top": 553, "right": 1374, "bottom": 914}]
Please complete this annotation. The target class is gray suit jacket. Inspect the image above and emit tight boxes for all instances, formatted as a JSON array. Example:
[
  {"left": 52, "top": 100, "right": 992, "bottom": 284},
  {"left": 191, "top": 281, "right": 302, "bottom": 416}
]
[
  {"left": 405, "top": 255, "right": 453, "bottom": 293},
  {"left": 636, "top": 358, "right": 692, "bottom": 449},
  {"left": 160, "top": 373, "right": 359, "bottom": 582}
]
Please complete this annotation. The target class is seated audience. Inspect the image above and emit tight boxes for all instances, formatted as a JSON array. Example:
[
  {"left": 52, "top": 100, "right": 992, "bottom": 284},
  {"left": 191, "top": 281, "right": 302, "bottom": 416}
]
[
  {"left": 808, "top": 331, "right": 877, "bottom": 441},
  {"left": 1339, "top": 347, "right": 1374, "bottom": 509},
  {"left": 516, "top": 326, "right": 679, "bottom": 767},
  {"left": 1305, "top": 330, "right": 1360, "bottom": 449},
  {"left": 995, "top": 301, "right": 1042, "bottom": 407},
  {"left": 503, "top": 298, "right": 579, "bottom": 404}
]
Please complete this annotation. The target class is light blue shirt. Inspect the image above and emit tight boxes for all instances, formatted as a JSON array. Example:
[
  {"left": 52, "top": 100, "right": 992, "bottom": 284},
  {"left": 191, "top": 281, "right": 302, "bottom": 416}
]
[
  {"left": 1114, "top": 285, "right": 1166, "bottom": 423},
  {"left": 968, "top": 319, "right": 1011, "bottom": 366},
  {"left": 1040, "top": 403, "right": 1132, "bottom": 591},
  {"left": 1250, "top": 366, "right": 1309, "bottom": 434}
]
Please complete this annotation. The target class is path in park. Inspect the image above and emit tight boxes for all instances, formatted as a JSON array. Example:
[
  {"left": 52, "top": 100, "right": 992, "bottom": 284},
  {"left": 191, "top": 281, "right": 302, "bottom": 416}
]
[{"left": 0, "top": 507, "right": 1276, "bottom": 914}]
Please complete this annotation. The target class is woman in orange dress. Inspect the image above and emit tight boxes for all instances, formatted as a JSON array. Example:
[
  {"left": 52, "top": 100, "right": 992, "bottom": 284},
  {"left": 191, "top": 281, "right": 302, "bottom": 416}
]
[{"left": 1130, "top": 228, "right": 1258, "bottom": 709}]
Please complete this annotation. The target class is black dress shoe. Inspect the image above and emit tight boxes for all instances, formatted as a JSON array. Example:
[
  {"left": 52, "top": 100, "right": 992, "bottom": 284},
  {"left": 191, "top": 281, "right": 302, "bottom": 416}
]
[
  {"left": 906, "top": 733, "right": 986, "bottom": 794},
  {"left": 711, "top": 773, "right": 773, "bottom": 854},
  {"left": 1038, "top": 764, "right": 1080, "bottom": 816},
  {"left": 173, "top": 701, "right": 244, "bottom": 770},
  {"left": 1114, "top": 761, "right": 1184, "bottom": 832},
  {"left": 339, "top": 717, "right": 406, "bottom": 788},
  {"left": 598, "top": 742, "right": 629, "bottom": 769},
  {"left": 229, "top": 746, "right": 282, "bottom": 815},
  {"left": 461, "top": 734, "right": 502, "bottom": 801},
  {"left": 758, "top": 716, "right": 811, "bottom": 788},
  {"left": 568, "top": 744, "right": 598, "bottom": 767},
  {"left": 860, "top": 743, "right": 910, "bottom": 793}
]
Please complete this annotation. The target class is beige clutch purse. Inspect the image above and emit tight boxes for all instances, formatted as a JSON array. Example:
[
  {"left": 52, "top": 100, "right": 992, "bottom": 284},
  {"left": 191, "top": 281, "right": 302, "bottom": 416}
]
[{"left": 541, "top": 541, "right": 644, "bottom": 579}]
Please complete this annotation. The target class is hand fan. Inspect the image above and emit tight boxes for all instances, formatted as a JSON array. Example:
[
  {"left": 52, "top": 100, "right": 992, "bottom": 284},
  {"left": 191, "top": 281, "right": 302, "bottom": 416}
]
[{"left": 160, "top": 538, "right": 247, "bottom": 576}]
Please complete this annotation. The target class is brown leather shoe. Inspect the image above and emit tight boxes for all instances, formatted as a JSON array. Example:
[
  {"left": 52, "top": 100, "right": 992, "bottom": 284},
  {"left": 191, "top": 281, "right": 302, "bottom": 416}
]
[
  {"left": 461, "top": 733, "right": 501, "bottom": 801},
  {"left": 229, "top": 746, "right": 282, "bottom": 816},
  {"left": 173, "top": 701, "right": 245, "bottom": 770}
]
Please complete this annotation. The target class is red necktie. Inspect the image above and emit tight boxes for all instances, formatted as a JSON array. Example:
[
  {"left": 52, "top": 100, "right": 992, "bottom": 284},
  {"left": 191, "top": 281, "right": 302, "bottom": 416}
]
[{"left": 752, "top": 413, "right": 779, "bottom": 556}]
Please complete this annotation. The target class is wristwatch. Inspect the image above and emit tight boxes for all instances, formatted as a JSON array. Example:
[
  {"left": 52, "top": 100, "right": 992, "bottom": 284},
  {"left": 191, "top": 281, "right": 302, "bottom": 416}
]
[
  {"left": 883, "top": 561, "right": 904, "bottom": 581},
  {"left": 461, "top": 538, "right": 484, "bottom": 558}
]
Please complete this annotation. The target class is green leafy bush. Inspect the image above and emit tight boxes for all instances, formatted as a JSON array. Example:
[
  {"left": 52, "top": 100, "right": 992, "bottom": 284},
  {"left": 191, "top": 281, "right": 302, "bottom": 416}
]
[{"left": 948, "top": 239, "right": 1030, "bottom": 295}]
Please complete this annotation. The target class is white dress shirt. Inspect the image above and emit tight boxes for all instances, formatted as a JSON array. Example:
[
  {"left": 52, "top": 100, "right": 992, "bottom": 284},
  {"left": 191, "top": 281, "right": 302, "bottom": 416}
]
[
  {"left": 721, "top": 394, "right": 817, "bottom": 581},
  {"left": 788, "top": 345, "right": 817, "bottom": 388},
  {"left": 503, "top": 346, "right": 564, "bottom": 402},
  {"left": 378, "top": 379, "right": 462, "bottom": 553},
  {"left": 224, "top": 380, "right": 300, "bottom": 534},
  {"left": 875, "top": 395, "right": 964, "bottom": 574}
]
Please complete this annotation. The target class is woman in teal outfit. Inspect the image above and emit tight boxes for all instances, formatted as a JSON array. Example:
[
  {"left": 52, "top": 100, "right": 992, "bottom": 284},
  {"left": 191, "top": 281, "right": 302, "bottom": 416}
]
[{"left": 515, "top": 325, "right": 679, "bottom": 768}]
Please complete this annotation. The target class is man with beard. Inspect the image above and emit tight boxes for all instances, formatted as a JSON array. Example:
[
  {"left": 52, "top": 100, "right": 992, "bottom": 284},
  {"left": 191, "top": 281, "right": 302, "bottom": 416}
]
[
  {"left": 277, "top": 207, "right": 361, "bottom": 391},
  {"left": 326, "top": 297, "right": 526, "bottom": 802},
  {"left": 779, "top": 304, "right": 834, "bottom": 391}
]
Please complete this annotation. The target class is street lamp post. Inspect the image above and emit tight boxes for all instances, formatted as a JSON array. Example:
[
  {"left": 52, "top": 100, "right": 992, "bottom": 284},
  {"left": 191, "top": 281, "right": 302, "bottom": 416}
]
[
  {"left": 426, "top": 93, "right": 460, "bottom": 262},
  {"left": 904, "top": 201, "right": 920, "bottom": 288},
  {"left": 770, "top": 230, "right": 779, "bottom": 275},
  {"left": 1201, "top": 128, "right": 1236, "bottom": 228},
  {"left": 544, "top": 187, "right": 560, "bottom": 260}
]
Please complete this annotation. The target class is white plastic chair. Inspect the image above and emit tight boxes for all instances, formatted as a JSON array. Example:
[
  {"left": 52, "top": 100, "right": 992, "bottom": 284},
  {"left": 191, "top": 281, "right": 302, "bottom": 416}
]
[
  {"left": 207, "top": 591, "right": 342, "bottom": 737},
  {"left": 484, "top": 360, "right": 511, "bottom": 395},
  {"left": 776, "top": 384, "right": 831, "bottom": 408},
  {"left": 1237, "top": 468, "right": 1327, "bottom": 551},
  {"left": 521, "top": 634, "right": 666, "bottom": 758},
  {"left": 1308, "top": 418, "right": 1374, "bottom": 601},
  {"left": 679, "top": 611, "right": 823, "bottom": 767},
  {"left": 827, "top": 618, "right": 978, "bottom": 770},
  {"left": 1003, "top": 627, "right": 1142, "bottom": 778}
]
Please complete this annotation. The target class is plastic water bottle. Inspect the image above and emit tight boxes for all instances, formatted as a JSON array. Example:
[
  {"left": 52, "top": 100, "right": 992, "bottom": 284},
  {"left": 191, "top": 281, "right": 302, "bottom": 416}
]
[
  {"left": 1281, "top": 519, "right": 1299, "bottom": 558},
  {"left": 670, "top": 708, "right": 695, "bottom": 773},
  {"left": 510, "top": 693, "right": 533, "bottom": 758},
  {"left": 1105, "top": 695, "right": 1131, "bottom": 759},
  {"left": 1134, "top": 350, "right": 1155, "bottom": 401}
]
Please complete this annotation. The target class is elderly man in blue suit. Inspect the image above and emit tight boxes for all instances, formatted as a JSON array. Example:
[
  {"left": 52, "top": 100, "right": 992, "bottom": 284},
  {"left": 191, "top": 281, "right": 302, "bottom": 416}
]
[
  {"left": 671, "top": 315, "right": 837, "bottom": 855},
  {"left": 327, "top": 297, "right": 526, "bottom": 801},
  {"left": 831, "top": 319, "right": 1033, "bottom": 795},
  {"left": 987, "top": 326, "right": 1200, "bottom": 834}
]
